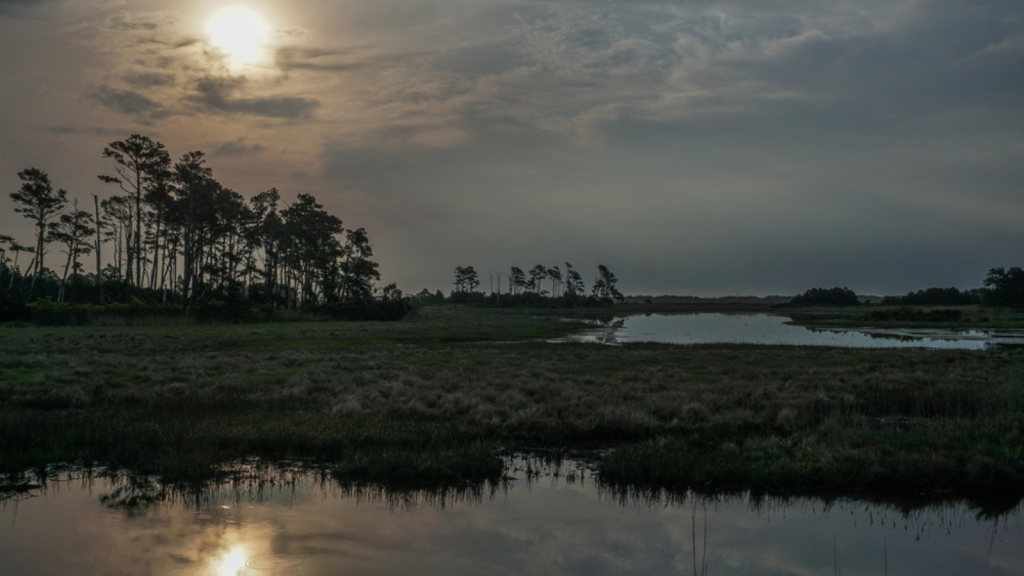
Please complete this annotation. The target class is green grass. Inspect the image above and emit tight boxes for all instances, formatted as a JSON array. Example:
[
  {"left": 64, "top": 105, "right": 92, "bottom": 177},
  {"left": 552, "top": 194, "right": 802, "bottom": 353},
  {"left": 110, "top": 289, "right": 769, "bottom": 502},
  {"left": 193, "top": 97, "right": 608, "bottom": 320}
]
[{"left": 1, "top": 307, "right": 1023, "bottom": 508}]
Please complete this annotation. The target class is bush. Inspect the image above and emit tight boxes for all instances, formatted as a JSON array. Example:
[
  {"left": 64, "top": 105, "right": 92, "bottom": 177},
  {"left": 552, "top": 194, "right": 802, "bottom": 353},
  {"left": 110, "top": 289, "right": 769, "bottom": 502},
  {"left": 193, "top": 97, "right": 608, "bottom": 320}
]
[
  {"left": 318, "top": 286, "right": 412, "bottom": 321},
  {"left": 318, "top": 298, "right": 412, "bottom": 321},
  {"left": 0, "top": 295, "right": 31, "bottom": 322},
  {"left": 27, "top": 301, "right": 186, "bottom": 326},
  {"left": 409, "top": 289, "right": 446, "bottom": 308},
  {"left": 188, "top": 298, "right": 260, "bottom": 324}
]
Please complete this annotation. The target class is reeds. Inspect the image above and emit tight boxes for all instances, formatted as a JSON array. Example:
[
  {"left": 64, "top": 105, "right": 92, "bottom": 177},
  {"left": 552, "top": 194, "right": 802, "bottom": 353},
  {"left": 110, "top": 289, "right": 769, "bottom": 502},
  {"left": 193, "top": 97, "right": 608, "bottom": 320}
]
[{"left": 1, "top": 309, "right": 1022, "bottom": 500}]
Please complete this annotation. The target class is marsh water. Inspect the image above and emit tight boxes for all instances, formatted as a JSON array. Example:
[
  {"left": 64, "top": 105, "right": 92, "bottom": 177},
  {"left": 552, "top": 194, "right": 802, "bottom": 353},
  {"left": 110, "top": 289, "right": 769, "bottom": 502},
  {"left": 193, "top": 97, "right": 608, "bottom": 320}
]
[
  {"left": 2, "top": 462, "right": 1022, "bottom": 576},
  {"left": 562, "top": 313, "right": 1024, "bottom": 349}
]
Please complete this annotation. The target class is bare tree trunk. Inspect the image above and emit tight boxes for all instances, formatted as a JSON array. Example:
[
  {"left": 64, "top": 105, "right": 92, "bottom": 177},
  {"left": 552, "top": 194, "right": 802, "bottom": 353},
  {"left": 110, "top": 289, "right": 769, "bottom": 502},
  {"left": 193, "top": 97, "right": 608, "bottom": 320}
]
[
  {"left": 93, "top": 195, "right": 103, "bottom": 304},
  {"left": 150, "top": 212, "right": 161, "bottom": 291},
  {"left": 59, "top": 240, "right": 74, "bottom": 303}
]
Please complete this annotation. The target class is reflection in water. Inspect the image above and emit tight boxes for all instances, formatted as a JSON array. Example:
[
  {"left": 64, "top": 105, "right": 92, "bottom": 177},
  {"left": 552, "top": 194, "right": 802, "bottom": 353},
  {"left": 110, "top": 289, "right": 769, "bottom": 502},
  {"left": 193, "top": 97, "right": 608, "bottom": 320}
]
[
  {"left": 214, "top": 546, "right": 249, "bottom": 576},
  {"left": 2, "top": 460, "right": 1022, "bottom": 576},
  {"left": 561, "top": 313, "right": 1024, "bottom": 349}
]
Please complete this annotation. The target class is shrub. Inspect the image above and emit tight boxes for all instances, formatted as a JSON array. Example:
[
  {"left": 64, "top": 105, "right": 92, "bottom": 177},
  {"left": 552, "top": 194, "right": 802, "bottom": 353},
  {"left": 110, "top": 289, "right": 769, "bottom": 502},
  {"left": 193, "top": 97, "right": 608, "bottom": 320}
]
[{"left": 27, "top": 301, "right": 186, "bottom": 326}]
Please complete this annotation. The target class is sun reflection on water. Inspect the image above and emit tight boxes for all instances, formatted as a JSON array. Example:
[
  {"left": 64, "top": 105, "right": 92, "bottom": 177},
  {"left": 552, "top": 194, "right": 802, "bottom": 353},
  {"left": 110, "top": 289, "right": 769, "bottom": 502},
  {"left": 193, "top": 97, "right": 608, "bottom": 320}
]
[{"left": 213, "top": 545, "right": 249, "bottom": 576}]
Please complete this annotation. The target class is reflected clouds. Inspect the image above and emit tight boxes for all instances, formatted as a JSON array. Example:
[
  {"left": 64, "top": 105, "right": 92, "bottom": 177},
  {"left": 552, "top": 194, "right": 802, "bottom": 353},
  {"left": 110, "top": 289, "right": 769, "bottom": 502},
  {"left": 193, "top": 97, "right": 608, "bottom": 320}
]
[{"left": 1, "top": 465, "right": 1022, "bottom": 576}]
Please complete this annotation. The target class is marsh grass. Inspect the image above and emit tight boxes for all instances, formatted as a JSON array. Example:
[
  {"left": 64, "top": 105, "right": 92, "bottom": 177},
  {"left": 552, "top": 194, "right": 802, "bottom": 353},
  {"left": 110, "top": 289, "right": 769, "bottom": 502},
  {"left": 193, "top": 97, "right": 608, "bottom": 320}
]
[
  {"left": 1, "top": 308, "right": 1023, "bottom": 503},
  {"left": 787, "top": 305, "right": 1024, "bottom": 331}
]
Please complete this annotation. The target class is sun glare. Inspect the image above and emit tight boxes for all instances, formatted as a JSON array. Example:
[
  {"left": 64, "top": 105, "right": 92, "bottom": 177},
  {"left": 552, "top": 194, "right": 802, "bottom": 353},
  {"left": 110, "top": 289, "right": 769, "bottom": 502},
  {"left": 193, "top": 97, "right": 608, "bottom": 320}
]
[
  {"left": 213, "top": 546, "right": 249, "bottom": 576},
  {"left": 207, "top": 7, "right": 268, "bottom": 66}
]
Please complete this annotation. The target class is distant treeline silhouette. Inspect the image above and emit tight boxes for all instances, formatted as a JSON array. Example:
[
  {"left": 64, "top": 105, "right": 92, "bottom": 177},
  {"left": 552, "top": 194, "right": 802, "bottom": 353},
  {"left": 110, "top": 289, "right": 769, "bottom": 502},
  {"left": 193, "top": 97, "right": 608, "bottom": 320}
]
[
  {"left": 788, "top": 286, "right": 860, "bottom": 306},
  {"left": 882, "top": 287, "right": 982, "bottom": 306},
  {"left": 1, "top": 134, "right": 408, "bottom": 324},
  {"left": 791, "top": 268, "right": 1024, "bottom": 308},
  {"left": 409, "top": 263, "right": 624, "bottom": 308}
]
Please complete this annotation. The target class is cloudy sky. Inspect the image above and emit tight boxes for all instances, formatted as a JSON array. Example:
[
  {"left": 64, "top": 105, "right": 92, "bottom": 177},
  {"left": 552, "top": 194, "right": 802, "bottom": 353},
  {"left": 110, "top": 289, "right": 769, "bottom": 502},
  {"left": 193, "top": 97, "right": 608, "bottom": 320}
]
[{"left": 1, "top": 0, "right": 1021, "bottom": 295}]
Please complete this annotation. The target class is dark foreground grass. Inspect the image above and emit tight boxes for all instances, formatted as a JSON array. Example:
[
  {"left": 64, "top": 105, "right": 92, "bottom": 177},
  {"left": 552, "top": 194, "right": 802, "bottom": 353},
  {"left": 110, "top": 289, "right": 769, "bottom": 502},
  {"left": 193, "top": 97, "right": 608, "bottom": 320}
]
[
  {"left": 2, "top": 307, "right": 1023, "bottom": 507},
  {"left": 0, "top": 401, "right": 504, "bottom": 484}
]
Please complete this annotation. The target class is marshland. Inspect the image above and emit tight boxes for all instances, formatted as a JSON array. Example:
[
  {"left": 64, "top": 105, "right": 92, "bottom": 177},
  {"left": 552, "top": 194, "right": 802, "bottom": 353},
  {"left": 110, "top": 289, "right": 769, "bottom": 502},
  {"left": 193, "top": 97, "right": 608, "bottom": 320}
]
[{"left": 3, "top": 305, "right": 1023, "bottom": 510}]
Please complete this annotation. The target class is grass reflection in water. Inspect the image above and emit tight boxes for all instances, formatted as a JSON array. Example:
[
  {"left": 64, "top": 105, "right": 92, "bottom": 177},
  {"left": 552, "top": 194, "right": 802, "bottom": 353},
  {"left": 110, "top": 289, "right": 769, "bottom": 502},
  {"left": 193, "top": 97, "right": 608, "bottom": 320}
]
[{"left": 2, "top": 460, "right": 1022, "bottom": 576}]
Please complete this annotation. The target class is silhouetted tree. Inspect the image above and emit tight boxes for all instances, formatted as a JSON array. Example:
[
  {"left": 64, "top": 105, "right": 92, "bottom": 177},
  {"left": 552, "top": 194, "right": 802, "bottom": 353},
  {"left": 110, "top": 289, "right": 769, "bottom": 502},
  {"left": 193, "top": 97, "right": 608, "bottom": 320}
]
[
  {"left": 143, "top": 162, "right": 174, "bottom": 291},
  {"left": 0, "top": 235, "right": 12, "bottom": 269},
  {"left": 2, "top": 137, "right": 392, "bottom": 321},
  {"left": 5, "top": 242, "right": 33, "bottom": 290},
  {"left": 51, "top": 199, "right": 94, "bottom": 302},
  {"left": 983, "top": 267, "right": 1024, "bottom": 308},
  {"left": 591, "top": 264, "right": 623, "bottom": 302},
  {"left": 454, "top": 266, "right": 480, "bottom": 293},
  {"left": 547, "top": 266, "right": 562, "bottom": 297},
  {"left": 509, "top": 266, "right": 526, "bottom": 295},
  {"left": 527, "top": 265, "right": 548, "bottom": 294},
  {"left": 10, "top": 168, "right": 67, "bottom": 284},
  {"left": 101, "top": 195, "right": 133, "bottom": 281},
  {"left": 248, "top": 188, "right": 282, "bottom": 302},
  {"left": 564, "top": 262, "right": 584, "bottom": 296},
  {"left": 98, "top": 135, "right": 171, "bottom": 288},
  {"left": 339, "top": 227, "right": 380, "bottom": 301}
]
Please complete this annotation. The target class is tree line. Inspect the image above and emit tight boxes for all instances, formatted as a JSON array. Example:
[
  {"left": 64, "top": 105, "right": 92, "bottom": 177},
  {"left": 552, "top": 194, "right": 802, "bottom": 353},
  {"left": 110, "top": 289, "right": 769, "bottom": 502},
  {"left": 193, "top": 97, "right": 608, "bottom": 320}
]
[
  {"left": 791, "top": 268, "right": 1024, "bottom": 308},
  {"left": 1, "top": 134, "right": 403, "bottom": 322},
  {"left": 413, "top": 263, "right": 624, "bottom": 308}
]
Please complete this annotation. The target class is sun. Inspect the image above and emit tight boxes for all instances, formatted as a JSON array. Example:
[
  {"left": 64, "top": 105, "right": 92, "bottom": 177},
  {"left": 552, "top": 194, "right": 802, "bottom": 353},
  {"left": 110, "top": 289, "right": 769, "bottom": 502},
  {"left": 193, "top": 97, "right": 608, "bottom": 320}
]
[{"left": 207, "top": 7, "right": 269, "bottom": 66}]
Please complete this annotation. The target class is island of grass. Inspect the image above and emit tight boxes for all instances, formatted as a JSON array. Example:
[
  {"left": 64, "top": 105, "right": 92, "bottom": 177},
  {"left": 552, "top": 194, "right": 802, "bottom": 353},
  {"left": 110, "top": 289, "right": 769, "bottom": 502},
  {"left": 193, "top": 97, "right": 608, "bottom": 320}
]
[{"left": 2, "top": 306, "right": 1023, "bottom": 511}]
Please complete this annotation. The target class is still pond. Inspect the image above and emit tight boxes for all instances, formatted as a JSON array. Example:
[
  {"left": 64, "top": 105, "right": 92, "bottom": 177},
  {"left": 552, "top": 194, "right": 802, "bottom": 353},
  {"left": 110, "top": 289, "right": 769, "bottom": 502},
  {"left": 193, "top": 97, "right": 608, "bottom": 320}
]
[{"left": 1, "top": 461, "right": 1021, "bottom": 576}]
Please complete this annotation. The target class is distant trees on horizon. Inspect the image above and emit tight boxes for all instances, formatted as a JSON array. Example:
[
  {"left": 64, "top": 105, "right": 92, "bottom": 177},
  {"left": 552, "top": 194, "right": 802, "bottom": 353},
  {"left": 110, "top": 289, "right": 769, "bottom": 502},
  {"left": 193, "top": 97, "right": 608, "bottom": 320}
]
[
  {"left": 422, "top": 262, "right": 623, "bottom": 308},
  {"left": 788, "top": 286, "right": 860, "bottom": 307},
  {"left": 791, "top": 269, "right": 1024, "bottom": 309},
  {"left": 882, "top": 287, "right": 982, "bottom": 306}
]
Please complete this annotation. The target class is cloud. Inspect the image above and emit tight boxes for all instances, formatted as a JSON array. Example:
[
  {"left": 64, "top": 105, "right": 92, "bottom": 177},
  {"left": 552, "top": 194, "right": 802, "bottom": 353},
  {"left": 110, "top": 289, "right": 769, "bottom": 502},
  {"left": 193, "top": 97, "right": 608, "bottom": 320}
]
[
  {"left": 0, "top": 0, "right": 58, "bottom": 17},
  {"left": 3, "top": 0, "right": 1024, "bottom": 295},
  {"left": 433, "top": 41, "right": 533, "bottom": 76},
  {"left": 90, "top": 85, "right": 168, "bottom": 122},
  {"left": 190, "top": 77, "right": 319, "bottom": 119},
  {"left": 106, "top": 15, "right": 158, "bottom": 31},
  {"left": 212, "top": 137, "right": 266, "bottom": 157},
  {"left": 122, "top": 71, "right": 176, "bottom": 88},
  {"left": 275, "top": 48, "right": 366, "bottom": 73},
  {"left": 44, "top": 125, "right": 138, "bottom": 138}
]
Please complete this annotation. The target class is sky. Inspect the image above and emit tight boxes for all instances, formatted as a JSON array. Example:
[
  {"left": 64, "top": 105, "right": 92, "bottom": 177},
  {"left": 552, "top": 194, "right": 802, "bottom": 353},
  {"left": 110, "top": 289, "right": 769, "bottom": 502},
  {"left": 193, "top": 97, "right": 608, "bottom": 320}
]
[{"left": 1, "top": 0, "right": 1022, "bottom": 296}]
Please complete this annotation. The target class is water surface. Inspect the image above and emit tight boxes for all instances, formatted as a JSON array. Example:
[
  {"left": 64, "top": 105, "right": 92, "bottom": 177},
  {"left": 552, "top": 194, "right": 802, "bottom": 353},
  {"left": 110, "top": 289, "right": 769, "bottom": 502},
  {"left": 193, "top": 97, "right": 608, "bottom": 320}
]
[
  {"left": 562, "top": 313, "right": 1024, "bottom": 349},
  {"left": 2, "top": 462, "right": 1022, "bottom": 575}
]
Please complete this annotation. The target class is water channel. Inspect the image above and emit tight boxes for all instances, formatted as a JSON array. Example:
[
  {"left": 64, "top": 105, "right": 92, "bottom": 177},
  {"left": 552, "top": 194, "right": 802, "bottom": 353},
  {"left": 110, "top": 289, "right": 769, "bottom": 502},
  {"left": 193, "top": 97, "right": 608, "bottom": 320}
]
[
  {"left": 560, "top": 313, "right": 1024, "bottom": 349},
  {"left": 2, "top": 460, "right": 1023, "bottom": 576}
]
